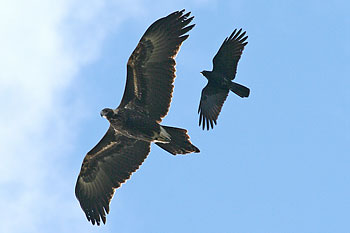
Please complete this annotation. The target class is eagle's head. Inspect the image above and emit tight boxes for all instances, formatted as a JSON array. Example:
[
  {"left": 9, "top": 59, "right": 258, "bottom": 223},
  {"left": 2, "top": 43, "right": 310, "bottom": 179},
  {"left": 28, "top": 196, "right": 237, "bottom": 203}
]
[{"left": 100, "top": 108, "right": 115, "bottom": 119}]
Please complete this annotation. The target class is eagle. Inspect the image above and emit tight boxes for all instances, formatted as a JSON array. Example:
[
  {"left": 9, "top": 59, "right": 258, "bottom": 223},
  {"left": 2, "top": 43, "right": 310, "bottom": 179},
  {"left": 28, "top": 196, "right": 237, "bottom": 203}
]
[
  {"left": 198, "top": 29, "right": 250, "bottom": 130},
  {"left": 75, "top": 10, "right": 198, "bottom": 226}
]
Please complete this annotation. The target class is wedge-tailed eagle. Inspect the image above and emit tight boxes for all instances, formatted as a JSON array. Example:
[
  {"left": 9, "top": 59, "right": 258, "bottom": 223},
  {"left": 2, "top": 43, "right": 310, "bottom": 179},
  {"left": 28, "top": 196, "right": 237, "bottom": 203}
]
[
  {"left": 198, "top": 29, "right": 250, "bottom": 130},
  {"left": 75, "top": 10, "right": 198, "bottom": 226}
]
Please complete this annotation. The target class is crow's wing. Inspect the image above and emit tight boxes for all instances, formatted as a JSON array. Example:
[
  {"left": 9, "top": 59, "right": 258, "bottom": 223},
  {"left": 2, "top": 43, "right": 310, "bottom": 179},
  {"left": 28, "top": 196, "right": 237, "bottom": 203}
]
[
  {"left": 75, "top": 127, "right": 151, "bottom": 225},
  {"left": 212, "top": 29, "right": 248, "bottom": 80},
  {"left": 198, "top": 83, "right": 229, "bottom": 130},
  {"left": 119, "top": 10, "right": 195, "bottom": 123}
]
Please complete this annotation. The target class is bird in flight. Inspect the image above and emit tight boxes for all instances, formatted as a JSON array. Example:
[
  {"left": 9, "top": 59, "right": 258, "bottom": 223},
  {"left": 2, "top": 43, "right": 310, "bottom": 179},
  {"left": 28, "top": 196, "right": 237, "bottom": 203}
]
[
  {"left": 75, "top": 10, "right": 198, "bottom": 226},
  {"left": 198, "top": 29, "right": 250, "bottom": 130}
]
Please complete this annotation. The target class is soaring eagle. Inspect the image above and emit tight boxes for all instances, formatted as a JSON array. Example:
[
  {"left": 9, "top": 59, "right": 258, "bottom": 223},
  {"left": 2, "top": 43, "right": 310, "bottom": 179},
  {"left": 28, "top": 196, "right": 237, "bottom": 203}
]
[
  {"left": 75, "top": 10, "right": 198, "bottom": 226},
  {"left": 198, "top": 29, "right": 250, "bottom": 130}
]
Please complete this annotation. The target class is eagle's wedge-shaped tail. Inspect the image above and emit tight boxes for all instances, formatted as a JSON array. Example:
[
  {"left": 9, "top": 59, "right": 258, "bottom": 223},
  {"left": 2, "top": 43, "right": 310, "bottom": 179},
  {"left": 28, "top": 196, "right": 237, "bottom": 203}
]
[
  {"left": 155, "top": 126, "right": 200, "bottom": 155},
  {"left": 230, "top": 82, "right": 250, "bottom": 98}
]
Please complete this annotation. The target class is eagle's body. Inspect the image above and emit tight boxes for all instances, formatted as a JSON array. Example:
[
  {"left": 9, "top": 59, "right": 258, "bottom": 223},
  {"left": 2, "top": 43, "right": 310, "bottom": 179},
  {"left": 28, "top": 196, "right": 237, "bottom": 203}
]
[
  {"left": 75, "top": 10, "right": 198, "bottom": 226},
  {"left": 198, "top": 29, "right": 250, "bottom": 130},
  {"left": 101, "top": 108, "right": 171, "bottom": 143}
]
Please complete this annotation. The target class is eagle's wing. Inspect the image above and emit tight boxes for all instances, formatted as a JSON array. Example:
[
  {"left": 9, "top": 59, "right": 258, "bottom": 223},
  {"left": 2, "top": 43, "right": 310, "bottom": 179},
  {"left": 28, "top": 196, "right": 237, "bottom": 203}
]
[
  {"left": 198, "top": 83, "right": 229, "bottom": 130},
  {"left": 75, "top": 126, "right": 151, "bottom": 225},
  {"left": 118, "top": 10, "right": 195, "bottom": 122},
  {"left": 212, "top": 29, "right": 248, "bottom": 80}
]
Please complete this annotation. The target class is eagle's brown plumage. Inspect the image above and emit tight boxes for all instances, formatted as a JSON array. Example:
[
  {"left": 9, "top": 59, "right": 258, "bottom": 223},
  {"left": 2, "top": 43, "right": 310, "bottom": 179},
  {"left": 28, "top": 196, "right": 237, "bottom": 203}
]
[{"left": 75, "top": 10, "right": 197, "bottom": 226}]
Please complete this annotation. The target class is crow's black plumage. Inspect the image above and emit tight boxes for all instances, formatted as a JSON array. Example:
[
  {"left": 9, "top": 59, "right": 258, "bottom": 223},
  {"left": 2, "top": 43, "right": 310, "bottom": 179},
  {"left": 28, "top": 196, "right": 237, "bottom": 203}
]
[
  {"left": 75, "top": 10, "right": 199, "bottom": 226},
  {"left": 198, "top": 29, "right": 250, "bottom": 130}
]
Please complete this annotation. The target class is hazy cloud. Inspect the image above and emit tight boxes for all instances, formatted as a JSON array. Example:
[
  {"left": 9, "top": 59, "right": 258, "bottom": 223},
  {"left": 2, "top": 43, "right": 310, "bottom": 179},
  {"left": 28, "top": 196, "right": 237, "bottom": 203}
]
[{"left": 0, "top": 0, "right": 143, "bottom": 232}]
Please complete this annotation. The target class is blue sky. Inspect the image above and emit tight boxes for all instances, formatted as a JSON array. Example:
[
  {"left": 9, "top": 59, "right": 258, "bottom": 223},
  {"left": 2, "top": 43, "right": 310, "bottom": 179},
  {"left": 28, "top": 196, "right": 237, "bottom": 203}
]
[{"left": 1, "top": 0, "right": 349, "bottom": 232}]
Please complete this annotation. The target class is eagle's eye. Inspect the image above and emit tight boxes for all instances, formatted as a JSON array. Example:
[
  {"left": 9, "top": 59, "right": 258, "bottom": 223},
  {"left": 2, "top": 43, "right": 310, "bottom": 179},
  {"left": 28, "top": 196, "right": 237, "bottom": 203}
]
[{"left": 100, "top": 108, "right": 113, "bottom": 118}]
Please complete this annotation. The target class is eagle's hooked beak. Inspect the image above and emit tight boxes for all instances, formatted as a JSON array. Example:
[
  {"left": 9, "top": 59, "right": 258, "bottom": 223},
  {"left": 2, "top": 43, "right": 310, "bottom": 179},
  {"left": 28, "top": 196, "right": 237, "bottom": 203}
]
[{"left": 100, "top": 110, "right": 105, "bottom": 118}]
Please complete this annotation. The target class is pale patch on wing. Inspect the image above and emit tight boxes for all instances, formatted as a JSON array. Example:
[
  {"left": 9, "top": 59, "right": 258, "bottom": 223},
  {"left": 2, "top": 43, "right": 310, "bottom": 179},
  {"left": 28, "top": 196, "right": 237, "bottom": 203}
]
[
  {"left": 97, "top": 141, "right": 117, "bottom": 156},
  {"left": 88, "top": 141, "right": 118, "bottom": 159},
  {"left": 133, "top": 66, "right": 140, "bottom": 99}
]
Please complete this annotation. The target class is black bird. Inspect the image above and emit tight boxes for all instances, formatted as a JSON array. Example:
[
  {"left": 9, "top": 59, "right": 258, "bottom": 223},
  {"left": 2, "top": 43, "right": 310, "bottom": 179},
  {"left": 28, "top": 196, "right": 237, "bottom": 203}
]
[
  {"left": 198, "top": 29, "right": 250, "bottom": 130},
  {"left": 75, "top": 10, "right": 198, "bottom": 226}
]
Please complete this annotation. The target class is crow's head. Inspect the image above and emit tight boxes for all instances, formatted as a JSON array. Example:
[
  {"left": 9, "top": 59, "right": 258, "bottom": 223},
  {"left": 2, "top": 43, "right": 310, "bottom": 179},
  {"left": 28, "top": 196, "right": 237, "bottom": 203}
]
[{"left": 200, "top": 70, "right": 211, "bottom": 79}]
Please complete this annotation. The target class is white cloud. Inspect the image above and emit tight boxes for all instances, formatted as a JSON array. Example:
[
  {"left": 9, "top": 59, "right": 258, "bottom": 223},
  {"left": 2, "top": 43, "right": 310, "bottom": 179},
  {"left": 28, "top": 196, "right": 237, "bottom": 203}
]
[{"left": 0, "top": 0, "right": 144, "bottom": 232}]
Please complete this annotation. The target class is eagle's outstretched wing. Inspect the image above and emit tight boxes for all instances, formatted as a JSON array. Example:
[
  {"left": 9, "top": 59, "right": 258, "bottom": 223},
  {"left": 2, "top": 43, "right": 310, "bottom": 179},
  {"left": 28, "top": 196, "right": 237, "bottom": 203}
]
[
  {"left": 198, "top": 84, "right": 229, "bottom": 130},
  {"left": 212, "top": 29, "right": 248, "bottom": 80},
  {"left": 118, "top": 10, "right": 195, "bottom": 122},
  {"left": 75, "top": 127, "right": 151, "bottom": 225}
]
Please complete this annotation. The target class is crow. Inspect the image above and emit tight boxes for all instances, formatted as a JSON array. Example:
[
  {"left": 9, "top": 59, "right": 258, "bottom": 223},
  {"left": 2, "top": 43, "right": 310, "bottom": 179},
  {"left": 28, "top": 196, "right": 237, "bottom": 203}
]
[{"left": 198, "top": 29, "right": 250, "bottom": 130}]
